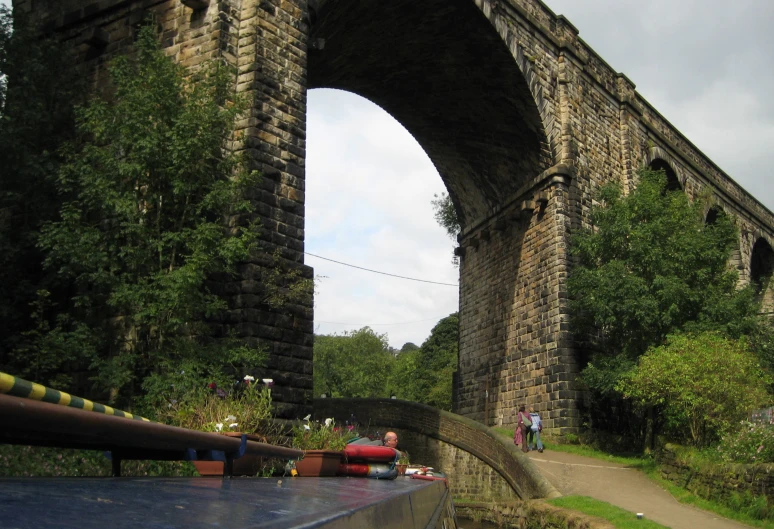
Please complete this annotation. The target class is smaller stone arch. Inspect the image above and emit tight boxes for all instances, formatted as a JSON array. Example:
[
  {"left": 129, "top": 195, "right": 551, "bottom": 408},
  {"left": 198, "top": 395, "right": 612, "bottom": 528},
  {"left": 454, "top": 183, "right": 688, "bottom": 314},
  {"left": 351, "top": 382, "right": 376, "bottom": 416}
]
[
  {"left": 705, "top": 205, "right": 724, "bottom": 225},
  {"left": 750, "top": 237, "right": 774, "bottom": 313},
  {"left": 645, "top": 146, "right": 683, "bottom": 192}
]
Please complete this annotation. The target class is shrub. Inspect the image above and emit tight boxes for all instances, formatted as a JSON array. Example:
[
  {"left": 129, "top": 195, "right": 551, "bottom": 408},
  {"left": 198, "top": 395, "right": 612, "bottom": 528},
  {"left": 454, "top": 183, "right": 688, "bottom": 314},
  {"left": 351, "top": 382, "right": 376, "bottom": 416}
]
[
  {"left": 619, "top": 332, "right": 772, "bottom": 446},
  {"left": 718, "top": 421, "right": 774, "bottom": 464},
  {"left": 291, "top": 416, "right": 357, "bottom": 451},
  {"left": 155, "top": 376, "right": 279, "bottom": 440}
]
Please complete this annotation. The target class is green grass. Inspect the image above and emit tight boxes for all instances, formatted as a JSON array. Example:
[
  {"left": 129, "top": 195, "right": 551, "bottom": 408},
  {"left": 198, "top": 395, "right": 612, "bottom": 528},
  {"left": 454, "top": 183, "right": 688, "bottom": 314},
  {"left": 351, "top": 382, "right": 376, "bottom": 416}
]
[
  {"left": 492, "top": 427, "right": 653, "bottom": 470},
  {"left": 541, "top": 441, "right": 656, "bottom": 470},
  {"left": 639, "top": 467, "right": 774, "bottom": 529},
  {"left": 546, "top": 442, "right": 774, "bottom": 528},
  {"left": 547, "top": 496, "right": 669, "bottom": 529}
]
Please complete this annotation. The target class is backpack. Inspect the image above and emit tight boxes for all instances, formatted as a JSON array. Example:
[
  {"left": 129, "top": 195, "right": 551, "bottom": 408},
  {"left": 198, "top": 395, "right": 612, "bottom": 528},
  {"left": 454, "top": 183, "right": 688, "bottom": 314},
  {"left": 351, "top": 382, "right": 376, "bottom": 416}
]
[
  {"left": 521, "top": 412, "right": 532, "bottom": 428},
  {"left": 529, "top": 413, "right": 540, "bottom": 431}
]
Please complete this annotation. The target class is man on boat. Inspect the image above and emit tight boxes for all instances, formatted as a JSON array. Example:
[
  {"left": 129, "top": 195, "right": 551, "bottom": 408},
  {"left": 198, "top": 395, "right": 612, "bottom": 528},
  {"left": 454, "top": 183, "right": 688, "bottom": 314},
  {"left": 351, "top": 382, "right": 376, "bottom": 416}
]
[{"left": 383, "top": 431, "right": 398, "bottom": 448}]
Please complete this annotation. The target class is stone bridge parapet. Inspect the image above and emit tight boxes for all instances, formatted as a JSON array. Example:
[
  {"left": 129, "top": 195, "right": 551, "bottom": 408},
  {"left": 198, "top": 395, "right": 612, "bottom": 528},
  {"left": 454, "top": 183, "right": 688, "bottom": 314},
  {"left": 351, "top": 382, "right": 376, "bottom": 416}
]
[{"left": 314, "top": 398, "right": 560, "bottom": 502}]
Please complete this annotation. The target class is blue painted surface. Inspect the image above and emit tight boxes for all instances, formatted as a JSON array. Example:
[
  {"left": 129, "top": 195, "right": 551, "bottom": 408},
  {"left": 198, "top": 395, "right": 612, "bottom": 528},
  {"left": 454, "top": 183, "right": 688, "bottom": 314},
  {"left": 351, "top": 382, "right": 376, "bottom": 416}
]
[{"left": 0, "top": 476, "right": 448, "bottom": 528}]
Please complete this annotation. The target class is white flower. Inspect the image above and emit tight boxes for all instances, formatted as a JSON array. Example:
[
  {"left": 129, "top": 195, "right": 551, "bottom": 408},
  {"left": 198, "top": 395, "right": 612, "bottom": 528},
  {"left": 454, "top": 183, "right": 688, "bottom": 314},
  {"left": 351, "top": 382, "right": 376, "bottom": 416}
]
[
  {"left": 229, "top": 423, "right": 239, "bottom": 429},
  {"left": 244, "top": 375, "right": 255, "bottom": 382},
  {"left": 225, "top": 415, "right": 236, "bottom": 422},
  {"left": 324, "top": 418, "right": 333, "bottom": 427},
  {"left": 215, "top": 423, "right": 223, "bottom": 432},
  {"left": 263, "top": 378, "right": 273, "bottom": 385},
  {"left": 303, "top": 424, "right": 311, "bottom": 431},
  {"left": 303, "top": 414, "right": 311, "bottom": 422}
]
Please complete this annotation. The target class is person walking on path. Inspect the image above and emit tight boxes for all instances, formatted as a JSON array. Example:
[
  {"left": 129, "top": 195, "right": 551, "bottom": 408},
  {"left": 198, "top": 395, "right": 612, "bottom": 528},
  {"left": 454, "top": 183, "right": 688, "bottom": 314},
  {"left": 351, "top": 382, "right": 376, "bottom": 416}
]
[
  {"left": 527, "top": 407, "right": 544, "bottom": 452},
  {"left": 514, "top": 405, "right": 531, "bottom": 453}
]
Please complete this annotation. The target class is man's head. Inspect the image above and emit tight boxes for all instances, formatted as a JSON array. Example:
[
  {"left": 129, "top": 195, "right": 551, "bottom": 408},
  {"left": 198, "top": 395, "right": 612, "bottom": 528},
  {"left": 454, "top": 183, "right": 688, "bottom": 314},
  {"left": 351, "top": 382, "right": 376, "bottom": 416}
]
[{"left": 384, "top": 431, "right": 398, "bottom": 448}]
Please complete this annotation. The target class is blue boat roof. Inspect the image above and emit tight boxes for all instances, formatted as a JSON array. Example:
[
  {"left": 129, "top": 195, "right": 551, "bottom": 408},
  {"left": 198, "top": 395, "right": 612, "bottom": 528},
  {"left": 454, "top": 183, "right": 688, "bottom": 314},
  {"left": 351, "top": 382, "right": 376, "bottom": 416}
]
[{"left": 0, "top": 475, "right": 452, "bottom": 529}]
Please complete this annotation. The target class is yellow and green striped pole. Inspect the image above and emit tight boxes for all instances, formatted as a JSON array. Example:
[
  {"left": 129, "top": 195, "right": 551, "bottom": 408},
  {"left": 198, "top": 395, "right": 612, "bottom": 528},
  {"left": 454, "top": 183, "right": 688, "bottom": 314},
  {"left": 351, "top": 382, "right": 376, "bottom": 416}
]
[{"left": 0, "top": 372, "right": 150, "bottom": 422}]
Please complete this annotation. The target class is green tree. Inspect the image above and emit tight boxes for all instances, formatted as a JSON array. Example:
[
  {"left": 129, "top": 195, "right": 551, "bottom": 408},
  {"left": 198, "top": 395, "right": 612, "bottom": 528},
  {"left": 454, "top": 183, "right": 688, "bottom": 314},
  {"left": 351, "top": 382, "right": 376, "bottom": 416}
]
[
  {"left": 23, "top": 25, "right": 314, "bottom": 408},
  {"left": 431, "top": 192, "right": 461, "bottom": 240},
  {"left": 386, "top": 347, "right": 421, "bottom": 402},
  {"left": 569, "top": 168, "right": 753, "bottom": 360},
  {"left": 569, "top": 168, "right": 772, "bottom": 439},
  {"left": 618, "top": 332, "right": 771, "bottom": 446},
  {"left": 432, "top": 192, "right": 462, "bottom": 266},
  {"left": 0, "top": 6, "right": 82, "bottom": 384},
  {"left": 313, "top": 327, "right": 393, "bottom": 398},
  {"left": 414, "top": 312, "right": 459, "bottom": 410}
]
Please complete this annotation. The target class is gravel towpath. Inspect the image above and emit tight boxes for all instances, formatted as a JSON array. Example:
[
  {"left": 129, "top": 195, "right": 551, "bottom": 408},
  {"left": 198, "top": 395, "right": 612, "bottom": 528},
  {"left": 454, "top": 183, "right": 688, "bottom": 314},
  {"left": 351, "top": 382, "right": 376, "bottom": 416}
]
[{"left": 528, "top": 449, "right": 751, "bottom": 529}]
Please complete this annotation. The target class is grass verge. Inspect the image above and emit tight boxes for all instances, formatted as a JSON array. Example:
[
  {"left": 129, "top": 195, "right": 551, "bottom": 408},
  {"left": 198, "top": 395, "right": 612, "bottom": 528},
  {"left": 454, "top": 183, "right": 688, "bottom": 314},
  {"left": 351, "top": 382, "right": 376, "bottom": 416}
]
[
  {"left": 520, "top": 438, "right": 774, "bottom": 529},
  {"left": 547, "top": 496, "right": 669, "bottom": 529}
]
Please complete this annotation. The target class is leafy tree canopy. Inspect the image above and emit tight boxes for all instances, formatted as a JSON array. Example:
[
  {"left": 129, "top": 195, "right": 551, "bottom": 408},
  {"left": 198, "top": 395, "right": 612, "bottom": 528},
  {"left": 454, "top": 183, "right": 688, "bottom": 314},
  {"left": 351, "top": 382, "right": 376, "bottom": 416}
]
[
  {"left": 0, "top": 6, "right": 82, "bottom": 382},
  {"left": 618, "top": 332, "right": 771, "bottom": 446},
  {"left": 313, "top": 327, "right": 393, "bottom": 399},
  {"left": 568, "top": 168, "right": 773, "bottom": 440},
  {"left": 568, "top": 168, "right": 758, "bottom": 361},
  {"left": 313, "top": 313, "right": 460, "bottom": 410},
  {"left": 0, "top": 24, "right": 313, "bottom": 413}
]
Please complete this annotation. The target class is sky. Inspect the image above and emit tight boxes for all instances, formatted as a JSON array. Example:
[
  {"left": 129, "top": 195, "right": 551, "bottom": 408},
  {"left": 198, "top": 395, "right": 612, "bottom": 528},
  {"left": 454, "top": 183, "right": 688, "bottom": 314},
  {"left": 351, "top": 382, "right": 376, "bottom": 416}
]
[{"left": 4, "top": 0, "right": 772, "bottom": 348}]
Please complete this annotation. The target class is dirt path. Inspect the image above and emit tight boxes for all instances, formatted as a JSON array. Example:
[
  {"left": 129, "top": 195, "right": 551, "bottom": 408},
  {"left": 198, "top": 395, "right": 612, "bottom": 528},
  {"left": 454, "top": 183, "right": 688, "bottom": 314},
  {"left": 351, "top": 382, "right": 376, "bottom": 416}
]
[{"left": 527, "top": 450, "right": 750, "bottom": 529}]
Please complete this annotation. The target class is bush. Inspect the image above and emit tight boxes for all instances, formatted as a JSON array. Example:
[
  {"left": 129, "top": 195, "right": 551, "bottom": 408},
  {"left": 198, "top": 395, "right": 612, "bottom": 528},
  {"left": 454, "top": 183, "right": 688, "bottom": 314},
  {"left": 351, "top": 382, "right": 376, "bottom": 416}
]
[
  {"left": 0, "top": 445, "right": 196, "bottom": 477},
  {"left": 718, "top": 421, "right": 774, "bottom": 464},
  {"left": 619, "top": 332, "right": 772, "bottom": 446},
  {"left": 155, "top": 376, "right": 277, "bottom": 437}
]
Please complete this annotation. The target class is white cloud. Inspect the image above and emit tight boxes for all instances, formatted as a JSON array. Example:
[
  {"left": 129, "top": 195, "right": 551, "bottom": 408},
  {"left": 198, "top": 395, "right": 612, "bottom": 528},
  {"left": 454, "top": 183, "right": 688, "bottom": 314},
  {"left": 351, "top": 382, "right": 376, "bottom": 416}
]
[
  {"left": 307, "top": 89, "right": 458, "bottom": 348},
  {"left": 548, "top": 0, "right": 774, "bottom": 212}
]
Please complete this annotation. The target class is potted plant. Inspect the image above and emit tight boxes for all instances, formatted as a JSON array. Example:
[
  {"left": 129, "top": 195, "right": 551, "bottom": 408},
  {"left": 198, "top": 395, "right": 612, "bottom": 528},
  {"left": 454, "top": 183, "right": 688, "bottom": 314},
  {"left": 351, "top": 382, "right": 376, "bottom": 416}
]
[
  {"left": 396, "top": 451, "right": 410, "bottom": 476},
  {"left": 291, "top": 416, "right": 356, "bottom": 477},
  {"left": 158, "top": 375, "right": 279, "bottom": 476}
]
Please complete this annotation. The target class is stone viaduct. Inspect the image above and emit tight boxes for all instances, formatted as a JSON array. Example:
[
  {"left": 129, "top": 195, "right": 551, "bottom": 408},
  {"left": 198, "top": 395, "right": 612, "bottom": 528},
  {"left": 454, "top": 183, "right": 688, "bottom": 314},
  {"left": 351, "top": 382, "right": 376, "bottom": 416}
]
[{"left": 16, "top": 0, "right": 774, "bottom": 433}]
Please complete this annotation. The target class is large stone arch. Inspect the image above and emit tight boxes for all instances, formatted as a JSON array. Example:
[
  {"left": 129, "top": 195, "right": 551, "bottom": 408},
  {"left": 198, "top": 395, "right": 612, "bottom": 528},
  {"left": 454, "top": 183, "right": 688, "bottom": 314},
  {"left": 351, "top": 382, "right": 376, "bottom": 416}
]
[{"left": 308, "top": 0, "right": 555, "bottom": 227}]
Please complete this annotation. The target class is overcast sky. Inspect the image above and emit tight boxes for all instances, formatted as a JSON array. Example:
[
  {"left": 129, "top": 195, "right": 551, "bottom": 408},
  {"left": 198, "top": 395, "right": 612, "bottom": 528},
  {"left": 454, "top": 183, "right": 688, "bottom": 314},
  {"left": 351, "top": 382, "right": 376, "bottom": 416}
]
[{"left": 4, "top": 0, "right": 772, "bottom": 348}]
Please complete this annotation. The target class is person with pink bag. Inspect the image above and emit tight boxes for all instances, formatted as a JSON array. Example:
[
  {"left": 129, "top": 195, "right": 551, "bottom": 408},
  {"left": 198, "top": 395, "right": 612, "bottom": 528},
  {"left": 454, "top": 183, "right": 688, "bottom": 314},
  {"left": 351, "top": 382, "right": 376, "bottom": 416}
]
[{"left": 513, "top": 404, "right": 531, "bottom": 453}]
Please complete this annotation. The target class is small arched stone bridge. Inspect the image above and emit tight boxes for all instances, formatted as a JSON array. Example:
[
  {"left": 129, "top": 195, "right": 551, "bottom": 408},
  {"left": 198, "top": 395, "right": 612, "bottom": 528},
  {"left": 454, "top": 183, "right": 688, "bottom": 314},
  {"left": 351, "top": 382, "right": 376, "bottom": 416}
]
[{"left": 314, "top": 398, "right": 559, "bottom": 502}]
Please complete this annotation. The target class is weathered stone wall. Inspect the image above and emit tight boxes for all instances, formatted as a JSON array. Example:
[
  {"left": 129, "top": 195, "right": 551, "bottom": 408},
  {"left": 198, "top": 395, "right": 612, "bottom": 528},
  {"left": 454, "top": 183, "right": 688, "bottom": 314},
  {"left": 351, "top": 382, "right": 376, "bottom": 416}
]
[
  {"left": 16, "top": 0, "right": 774, "bottom": 429},
  {"left": 456, "top": 167, "right": 577, "bottom": 433},
  {"left": 314, "top": 398, "right": 559, "bottom": 502},
  {"left": 657, "top": 444, "right": 774, "bottom": 505},
  {"left": 456, "top": 501, "right": 616, "bottom": 529}
]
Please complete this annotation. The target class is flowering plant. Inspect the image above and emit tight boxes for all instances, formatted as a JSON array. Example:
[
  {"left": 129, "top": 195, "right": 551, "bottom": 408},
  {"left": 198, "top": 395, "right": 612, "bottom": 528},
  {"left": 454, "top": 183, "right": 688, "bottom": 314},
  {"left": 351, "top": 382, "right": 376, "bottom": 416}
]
[
  {"left": 717, "top": 420, "right": 774, "bottom": 464},
  {"left": 158, "top": 375, "right": 277, "bottom": 437},
  {"left": 291, "top": 416, "right": 357, "bottom": 451}
]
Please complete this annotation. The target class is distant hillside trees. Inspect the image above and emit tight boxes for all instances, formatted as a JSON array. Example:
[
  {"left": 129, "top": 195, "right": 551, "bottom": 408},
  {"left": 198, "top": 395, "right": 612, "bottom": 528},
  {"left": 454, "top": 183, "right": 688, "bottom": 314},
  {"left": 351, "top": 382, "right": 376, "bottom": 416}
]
[{"left": 313, "top": 312, "right": 459, "bottom": 411}]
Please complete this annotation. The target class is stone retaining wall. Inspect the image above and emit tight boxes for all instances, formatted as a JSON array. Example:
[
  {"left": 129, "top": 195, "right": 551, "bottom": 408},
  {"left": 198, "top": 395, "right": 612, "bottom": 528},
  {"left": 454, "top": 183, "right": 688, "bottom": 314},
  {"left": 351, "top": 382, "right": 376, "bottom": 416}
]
[
  {"left": 456, "top": 501, "right": 615, "bottom": 529},
  {"left": 657, "top": 444, "right": 774, "bottom": 504}
]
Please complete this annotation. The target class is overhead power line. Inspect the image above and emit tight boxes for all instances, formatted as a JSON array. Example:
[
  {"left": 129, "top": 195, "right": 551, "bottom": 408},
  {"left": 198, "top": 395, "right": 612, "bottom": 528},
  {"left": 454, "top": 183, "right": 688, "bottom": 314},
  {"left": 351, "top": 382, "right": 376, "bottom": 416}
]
[
  {"left": 316, "top": 316, "right": 449, "bottom": 326},
  {"left": 304, "top": 251, "right": 459, "bottom": 287}
]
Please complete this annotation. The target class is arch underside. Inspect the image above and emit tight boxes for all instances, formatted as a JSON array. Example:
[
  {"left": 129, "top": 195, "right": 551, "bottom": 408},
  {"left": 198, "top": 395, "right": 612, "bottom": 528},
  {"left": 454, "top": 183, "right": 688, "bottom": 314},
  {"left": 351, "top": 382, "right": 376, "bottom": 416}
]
[
  {"left": 751, "top": 238, "right": 774, "bottom": 312},
  {"left": 309, "top": 0, "right": 552, "bottom": 227}
]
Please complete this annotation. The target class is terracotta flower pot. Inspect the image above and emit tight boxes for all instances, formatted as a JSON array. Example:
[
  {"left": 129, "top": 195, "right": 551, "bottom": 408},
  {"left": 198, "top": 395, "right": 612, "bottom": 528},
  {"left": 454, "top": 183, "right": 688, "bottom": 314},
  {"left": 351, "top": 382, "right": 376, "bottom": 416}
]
[
  {"left": 192, "top": 432, "right": 265, "bottom": 477},
  {"left": 294, "top": 450, "right": 342, "bottom": 477},
  {"left": 396, "top": 464, "right": 408, "bottom": 476}
]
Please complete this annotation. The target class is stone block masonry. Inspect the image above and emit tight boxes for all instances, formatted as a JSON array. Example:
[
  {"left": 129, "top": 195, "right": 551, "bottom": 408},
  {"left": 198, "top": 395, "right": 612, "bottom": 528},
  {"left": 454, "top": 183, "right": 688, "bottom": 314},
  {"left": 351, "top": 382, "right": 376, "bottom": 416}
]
[{"left": 19, "top": 0, "right": 774, "bottom": 428}]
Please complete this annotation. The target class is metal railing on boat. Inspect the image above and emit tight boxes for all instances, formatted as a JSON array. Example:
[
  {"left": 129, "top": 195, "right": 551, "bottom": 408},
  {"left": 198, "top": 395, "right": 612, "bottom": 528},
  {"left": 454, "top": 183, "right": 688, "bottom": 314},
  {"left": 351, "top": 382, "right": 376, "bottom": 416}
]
[{"left": 0, "top": 373, "right": 301, "bottom": 476}]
